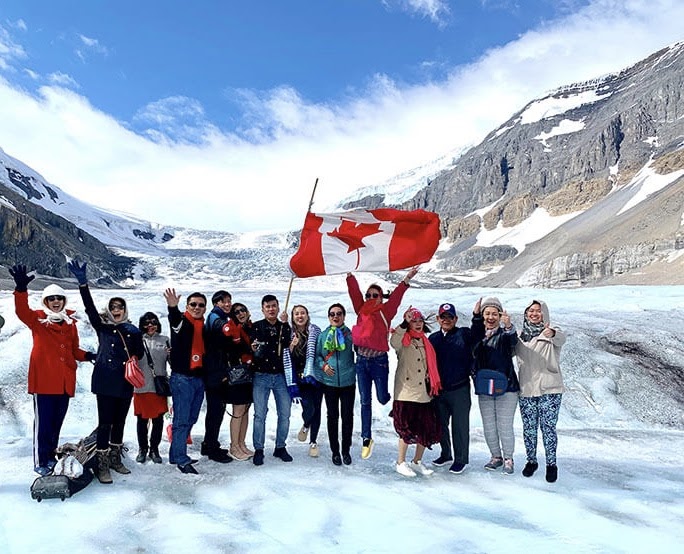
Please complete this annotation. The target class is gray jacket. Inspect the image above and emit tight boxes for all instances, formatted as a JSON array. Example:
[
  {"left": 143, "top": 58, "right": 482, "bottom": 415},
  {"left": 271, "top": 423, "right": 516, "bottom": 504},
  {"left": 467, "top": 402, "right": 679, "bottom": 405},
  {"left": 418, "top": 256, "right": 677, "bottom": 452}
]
[
  {"left": 515, "top": 300, "right": 566, "bottom": 397},
  {"left": 134, "top": 332, "right": 170, "bottom": 394}
]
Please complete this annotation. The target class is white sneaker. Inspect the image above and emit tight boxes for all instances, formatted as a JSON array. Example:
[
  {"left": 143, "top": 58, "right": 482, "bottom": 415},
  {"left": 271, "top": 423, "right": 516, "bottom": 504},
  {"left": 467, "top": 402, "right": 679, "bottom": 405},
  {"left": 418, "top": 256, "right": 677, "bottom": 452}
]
[
  {"left": 396, "top": 461, "right": 417, "bottom": 477},
  {"left": 308, "top": 443, "right": 319, "bottom": 458},
  {"left": 409, "top": 460, "right": 434, "bottom": 476}
]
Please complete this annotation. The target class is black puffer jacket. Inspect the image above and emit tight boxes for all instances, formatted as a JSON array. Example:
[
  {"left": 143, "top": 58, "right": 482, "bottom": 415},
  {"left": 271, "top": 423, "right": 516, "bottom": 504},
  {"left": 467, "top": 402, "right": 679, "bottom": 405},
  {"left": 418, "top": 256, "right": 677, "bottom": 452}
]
[{"left": 472, "top": 327, "right": 520, "bottom": 393}]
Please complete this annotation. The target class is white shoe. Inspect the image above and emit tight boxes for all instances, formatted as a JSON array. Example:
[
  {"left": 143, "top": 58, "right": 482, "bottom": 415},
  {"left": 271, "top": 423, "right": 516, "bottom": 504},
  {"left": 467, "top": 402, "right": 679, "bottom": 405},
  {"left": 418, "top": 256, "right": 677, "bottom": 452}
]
[
  {"left": 409, "top": 460, "right": 434, "bottom": 476},
  {"left": 396, "top": 461, "right": 417, "bottom": 477},
  {"left": 308, "top": 443, "right": 319, "bottom": 458}
]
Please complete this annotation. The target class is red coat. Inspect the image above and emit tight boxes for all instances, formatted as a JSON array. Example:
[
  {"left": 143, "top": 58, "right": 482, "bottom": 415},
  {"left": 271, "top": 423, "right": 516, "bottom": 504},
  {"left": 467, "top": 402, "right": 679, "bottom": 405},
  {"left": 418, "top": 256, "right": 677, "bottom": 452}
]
[{"left": 14, "top": 291, "right": 89, "bottom": 396}]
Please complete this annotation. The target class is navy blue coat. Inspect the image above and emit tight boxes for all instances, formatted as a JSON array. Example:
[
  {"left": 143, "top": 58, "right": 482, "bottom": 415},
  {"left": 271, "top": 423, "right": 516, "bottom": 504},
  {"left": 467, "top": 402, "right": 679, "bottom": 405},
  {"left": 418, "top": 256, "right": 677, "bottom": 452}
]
[
  {"left": 80, "top": 285, "right": 144, "bottom": 399},
  {"left": 428, "top": 314, "right": 484, "bottom": 391}
]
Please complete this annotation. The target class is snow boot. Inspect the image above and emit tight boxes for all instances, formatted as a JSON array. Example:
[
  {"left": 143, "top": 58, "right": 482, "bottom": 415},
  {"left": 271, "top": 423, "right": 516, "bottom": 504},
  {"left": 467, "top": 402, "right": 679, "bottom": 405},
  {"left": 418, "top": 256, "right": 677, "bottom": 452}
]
[
  {"left": 95, "top": 449, "right": 113, "bottom": 484},
  {"left": 109, "top": 443, "right": 131, "bottom": 474}
]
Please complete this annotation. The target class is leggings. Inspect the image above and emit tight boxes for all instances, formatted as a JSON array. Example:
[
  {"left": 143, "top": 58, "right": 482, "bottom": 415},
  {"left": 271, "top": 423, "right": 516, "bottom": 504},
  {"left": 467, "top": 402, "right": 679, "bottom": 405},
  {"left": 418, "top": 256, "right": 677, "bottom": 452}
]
[{"left": 519, "top": 394, "right": 562, "bottom": 466}]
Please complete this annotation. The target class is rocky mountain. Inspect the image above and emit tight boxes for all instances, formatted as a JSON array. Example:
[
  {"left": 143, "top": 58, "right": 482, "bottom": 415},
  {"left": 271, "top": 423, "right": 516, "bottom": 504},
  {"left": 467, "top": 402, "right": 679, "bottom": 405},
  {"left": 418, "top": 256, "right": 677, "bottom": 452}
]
[{"left": 2, "top": 42, "right": 684, "bottom": 289}]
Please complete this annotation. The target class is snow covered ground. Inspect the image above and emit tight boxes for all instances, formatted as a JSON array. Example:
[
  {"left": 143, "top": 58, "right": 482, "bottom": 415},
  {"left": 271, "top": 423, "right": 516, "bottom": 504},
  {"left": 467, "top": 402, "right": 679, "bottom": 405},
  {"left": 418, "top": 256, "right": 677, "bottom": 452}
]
[{"left": 1, "top": 284, "right": 683, "bottom": 553}]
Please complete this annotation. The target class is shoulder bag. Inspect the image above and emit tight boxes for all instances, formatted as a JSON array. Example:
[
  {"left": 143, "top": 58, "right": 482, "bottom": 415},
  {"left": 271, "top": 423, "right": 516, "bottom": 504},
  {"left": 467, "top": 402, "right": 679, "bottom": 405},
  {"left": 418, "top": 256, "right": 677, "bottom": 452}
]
[
  {"left": 116, "top": 329, "right": 145, "bottom": 389},
  {"left": 474, "top": 369, "right": 508, "bottom": 397}
]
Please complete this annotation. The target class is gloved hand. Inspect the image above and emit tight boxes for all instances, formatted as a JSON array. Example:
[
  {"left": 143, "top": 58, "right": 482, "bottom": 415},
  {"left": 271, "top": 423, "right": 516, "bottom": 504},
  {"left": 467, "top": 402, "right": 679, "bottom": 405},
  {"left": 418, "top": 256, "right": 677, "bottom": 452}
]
[
  {"left": 67, "top": 260, "right": 88, "bottom": 285},
  {"left": 287, "top": 384, "right": 302, "bottom": 404},
  {"left": 85, "top": 352, "right": 97, "bottom": 363},
  {"left": 9, "top": 265, "right": 35, "bottom": 292}
]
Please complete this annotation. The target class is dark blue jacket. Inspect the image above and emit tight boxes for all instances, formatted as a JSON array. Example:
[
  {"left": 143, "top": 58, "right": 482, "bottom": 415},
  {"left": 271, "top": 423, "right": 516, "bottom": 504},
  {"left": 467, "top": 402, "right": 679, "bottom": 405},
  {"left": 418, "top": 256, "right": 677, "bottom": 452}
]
[
  {"left": 80, "top": 285, "right": 144, "bottom": 399},
  {"left": 429, "top": 314, "right": 484, "bottom": 391},
  {"left": 473, "top": 327, "right": 520, "bottom": 393},
  {"left": 203, "top": 306, "right": 252, "bottom": 388}
]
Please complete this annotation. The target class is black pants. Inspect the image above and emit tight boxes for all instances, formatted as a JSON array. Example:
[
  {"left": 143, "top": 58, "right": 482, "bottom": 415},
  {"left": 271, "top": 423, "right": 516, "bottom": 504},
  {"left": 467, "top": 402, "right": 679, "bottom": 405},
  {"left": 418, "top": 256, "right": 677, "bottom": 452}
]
[
  {"left": 323, "top": 384, "right": 356, "bottom": 456},
  {"left": 203, "top": 386, "right": 226, "bottom": 452},
  {"left": 136, "top": 415, "right": 164, "bottom": 450},
  {"left": 96, "top": 394, "right": 132, "bottom": 450},
  {"left": 435, "top": 384, "right": 471, "bottom": 464}
]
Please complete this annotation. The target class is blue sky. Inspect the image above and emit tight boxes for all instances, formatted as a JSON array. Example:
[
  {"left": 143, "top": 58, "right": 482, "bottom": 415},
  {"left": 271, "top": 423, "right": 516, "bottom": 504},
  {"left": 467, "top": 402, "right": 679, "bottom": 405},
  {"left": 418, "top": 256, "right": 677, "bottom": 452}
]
[{"left": 0, "top": 1, "right": 683, "bottom": 232}]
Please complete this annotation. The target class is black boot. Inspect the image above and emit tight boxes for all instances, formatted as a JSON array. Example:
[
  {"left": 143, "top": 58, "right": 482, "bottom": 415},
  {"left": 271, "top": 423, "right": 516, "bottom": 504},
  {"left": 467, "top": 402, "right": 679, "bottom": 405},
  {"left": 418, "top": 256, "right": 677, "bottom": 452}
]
[
  {"left": 148, "top": 446, "right": 162, "bottom": 464},
  {"left": 136, "top": 447, "right": 148, "bottom": 463}
]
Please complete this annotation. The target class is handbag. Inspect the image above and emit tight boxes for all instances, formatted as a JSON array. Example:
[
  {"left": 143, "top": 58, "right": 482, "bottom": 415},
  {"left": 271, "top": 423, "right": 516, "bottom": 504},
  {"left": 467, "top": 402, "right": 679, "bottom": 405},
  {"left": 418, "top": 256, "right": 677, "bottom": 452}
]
[
  {"left": 116, "top": 329, "right": 145, "bottom": 388},
  {"left": 154, "top": 375, "right": 171, "bottom": 396},
  {"left": 227, "top": 362, "right": 253, "bottom": 386},
  {"left": 474, "top": 369, "right": 508, "bottom": 397}
]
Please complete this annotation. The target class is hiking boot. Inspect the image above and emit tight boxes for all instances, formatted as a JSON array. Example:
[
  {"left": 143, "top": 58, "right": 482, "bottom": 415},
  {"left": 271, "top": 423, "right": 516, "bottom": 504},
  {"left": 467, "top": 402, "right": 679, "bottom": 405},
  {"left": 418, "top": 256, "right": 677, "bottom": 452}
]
[
  {"left": 332, "top": 453, "right": 342, "bottom": 466},
  {"left": 253, "top": 449, "right": 264, "bottom": 466},
  {"left": 409, "top": 460, "right": 434, "bottom": 476},
  {"left": 361, "top": 438, "right": 374, "bottom": 460},
  {"left": 273, "top": 447, "right": 293, "bottom": 462},
  {"left": 178, "top": 463, "right": 198, "bottom": 474},
  {"left": 208, "top": 450, "right": 233, "bottom": 464},
  {"left": 308, "top": 443, "right": 320, "bottom": 458},
  {"left": 449, "top": 462, "right": 467, "bottom": 474},
  {"left": 432, "top": 454, "right": 453, "bottom": 467},
  {"left": 148, "top": 447, "right": 162, "bottom": 464},
  {"left": 522, "top": 462, "right": 539, "bottom": 477},
  {"left": 136, "top": 448, "right": 148, "bottom": 464},
  {"left": 297, "top": 425, "right": 309, "bottom": 442},
  {"left": 484, "top": 456, "right": 504, "bottom": 471},
  {"left": 396, "top": 461, "right": 417, "bottom": 477},
  {"left": 342, "top": 453, "right": 352, "bottom": 466},
  {"left": 546, "top": 464, "right": 558, "bottom": 483},
  {"left": 503, "top": 458, "right": 514, "bottom": 475},
  {"left": 108, "top": 444, "right": 131, "bottom": 474},
  {"left": 95, "top": 449, "right": 113, "bottom": 484}
]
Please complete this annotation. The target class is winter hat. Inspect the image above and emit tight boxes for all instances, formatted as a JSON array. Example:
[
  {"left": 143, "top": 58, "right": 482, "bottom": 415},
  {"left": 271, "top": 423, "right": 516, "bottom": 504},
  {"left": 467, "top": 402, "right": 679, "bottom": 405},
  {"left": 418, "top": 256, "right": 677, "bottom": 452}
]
[
  {"left": 41, "top": 284, "right": 67, "bottom": 309},
  {"left": 438, "top": 303, "right": 456, "bottom": 317},
  {"left": 405, "top": 307, "right": 425, "bottom": 321},
  {"left": 481, "top": 297, "right": 503, "bottom": 314}
]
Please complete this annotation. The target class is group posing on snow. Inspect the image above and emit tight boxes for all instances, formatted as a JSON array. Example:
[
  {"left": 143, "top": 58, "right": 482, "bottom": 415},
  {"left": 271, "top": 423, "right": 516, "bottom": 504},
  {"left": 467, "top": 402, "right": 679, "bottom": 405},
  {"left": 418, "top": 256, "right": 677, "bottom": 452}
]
[{"left": 8, "top": 261, "right": 566, "bottom": 485}]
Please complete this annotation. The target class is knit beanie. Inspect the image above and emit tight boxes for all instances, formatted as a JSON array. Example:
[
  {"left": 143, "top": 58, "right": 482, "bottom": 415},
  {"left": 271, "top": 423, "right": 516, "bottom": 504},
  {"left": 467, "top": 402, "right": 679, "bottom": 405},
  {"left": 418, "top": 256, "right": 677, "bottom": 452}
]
[
  {"left": 480, "top": 296, "right": 503, "bottom": 313},
  {"left": 41, "top": 284, "right": 68, "bottom": 309}
]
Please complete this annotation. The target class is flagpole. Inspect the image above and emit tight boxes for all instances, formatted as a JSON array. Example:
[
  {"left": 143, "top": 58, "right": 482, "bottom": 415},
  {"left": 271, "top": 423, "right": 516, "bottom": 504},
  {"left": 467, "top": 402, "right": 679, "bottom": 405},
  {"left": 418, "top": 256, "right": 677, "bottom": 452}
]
[{"left": 280, "top": 177, "right": 319, "bottom": 354}]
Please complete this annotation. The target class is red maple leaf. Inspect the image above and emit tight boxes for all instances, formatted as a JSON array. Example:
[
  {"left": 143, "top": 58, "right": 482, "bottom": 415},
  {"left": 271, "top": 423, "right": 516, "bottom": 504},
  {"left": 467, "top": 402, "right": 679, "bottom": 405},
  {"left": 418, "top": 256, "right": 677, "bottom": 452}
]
[{"left": 327, "top": 219, "right": 382, "bottom": 269}]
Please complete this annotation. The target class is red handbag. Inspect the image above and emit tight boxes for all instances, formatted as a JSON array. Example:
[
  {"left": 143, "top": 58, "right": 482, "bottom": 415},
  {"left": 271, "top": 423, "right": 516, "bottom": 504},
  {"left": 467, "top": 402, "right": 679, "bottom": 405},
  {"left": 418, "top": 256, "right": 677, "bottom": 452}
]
[{"left": 116, "top": 329, "right": 145, "bottom": 388}]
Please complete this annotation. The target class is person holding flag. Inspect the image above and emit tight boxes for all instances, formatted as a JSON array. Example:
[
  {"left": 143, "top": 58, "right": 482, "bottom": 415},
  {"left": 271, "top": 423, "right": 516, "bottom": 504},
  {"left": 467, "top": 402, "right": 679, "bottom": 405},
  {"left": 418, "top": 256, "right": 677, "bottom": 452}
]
[{"left": 347, "top": 266, "right": 418, "bottom": 459}]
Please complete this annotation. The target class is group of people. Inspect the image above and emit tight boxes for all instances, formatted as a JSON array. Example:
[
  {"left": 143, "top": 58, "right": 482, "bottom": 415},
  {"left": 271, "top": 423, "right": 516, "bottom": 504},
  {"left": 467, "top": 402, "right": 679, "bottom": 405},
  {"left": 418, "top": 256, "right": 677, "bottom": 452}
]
[{"left": 8, "top": 261, "right": 566, "bottom": 485}]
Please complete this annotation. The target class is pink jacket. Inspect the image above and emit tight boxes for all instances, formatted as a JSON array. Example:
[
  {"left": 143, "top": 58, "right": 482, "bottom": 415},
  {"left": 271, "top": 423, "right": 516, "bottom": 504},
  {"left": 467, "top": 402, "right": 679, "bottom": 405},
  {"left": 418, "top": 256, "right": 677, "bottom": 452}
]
[{"left": 346, "top": 274, "right": 409, "bottom": 352}]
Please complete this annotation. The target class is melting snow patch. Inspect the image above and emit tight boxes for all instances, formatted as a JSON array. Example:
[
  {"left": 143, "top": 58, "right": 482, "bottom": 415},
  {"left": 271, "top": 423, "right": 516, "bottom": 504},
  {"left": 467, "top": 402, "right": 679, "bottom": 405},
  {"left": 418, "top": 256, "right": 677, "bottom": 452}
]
[
  {"left": 534, "top": 119, "right": 585, "bottom": 149},
  {"left": 617, "top": 165, "right": 684, "bottom": 215},
  {"left": 520, "top": 90, "right": 608, "bottom": 124}
]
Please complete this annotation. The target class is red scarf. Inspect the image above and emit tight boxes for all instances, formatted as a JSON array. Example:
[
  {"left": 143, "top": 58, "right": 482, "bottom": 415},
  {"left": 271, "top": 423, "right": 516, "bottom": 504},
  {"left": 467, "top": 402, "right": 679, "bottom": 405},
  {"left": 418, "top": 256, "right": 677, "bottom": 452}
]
[
  {"left": 184, "top": 312, "right": 205, "bottom": 370},
  {"left": 402, "top": 328, "right": 441, "bottom": 396}
]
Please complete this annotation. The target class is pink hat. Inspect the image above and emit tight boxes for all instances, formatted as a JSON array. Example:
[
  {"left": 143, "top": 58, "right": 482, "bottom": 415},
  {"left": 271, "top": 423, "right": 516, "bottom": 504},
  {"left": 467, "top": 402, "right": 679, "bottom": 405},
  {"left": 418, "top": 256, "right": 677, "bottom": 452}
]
[{"left": 405, "top": 307, "right": 424, "bottom": 321}]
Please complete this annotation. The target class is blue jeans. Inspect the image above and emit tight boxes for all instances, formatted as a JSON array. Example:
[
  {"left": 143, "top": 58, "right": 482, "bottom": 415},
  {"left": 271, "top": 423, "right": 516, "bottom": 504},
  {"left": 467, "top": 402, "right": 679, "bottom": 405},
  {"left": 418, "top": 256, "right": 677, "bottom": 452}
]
[
  {"left": 252, "top": 372, "right": 292, "bottom": 450},
  {"left": 356, "top": 353, "right": 390, "bottom": 440},
  {"left": 169, "top": 373, "right": 205, "bottom": 466}
]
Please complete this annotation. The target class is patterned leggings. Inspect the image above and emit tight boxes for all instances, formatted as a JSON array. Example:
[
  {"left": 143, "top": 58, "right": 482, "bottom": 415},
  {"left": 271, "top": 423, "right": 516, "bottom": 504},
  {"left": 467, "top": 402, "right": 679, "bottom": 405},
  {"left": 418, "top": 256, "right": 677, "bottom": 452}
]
[{"left": 519, "top": 394, "right": 562, "bottom": 466}]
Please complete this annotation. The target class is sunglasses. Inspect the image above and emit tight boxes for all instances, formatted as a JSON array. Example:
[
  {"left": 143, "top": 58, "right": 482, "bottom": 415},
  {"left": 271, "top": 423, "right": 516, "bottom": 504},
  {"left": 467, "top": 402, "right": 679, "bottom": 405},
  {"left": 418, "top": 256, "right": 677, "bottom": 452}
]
[
  {"left": 143, "top": 321, "right": 157, "bottom": 327},
  {"left": 328, "top": 311, "right": 344, "bottom": 317},
  {"left": 188, "top": 302, "right": 206, "bottom": 308},
  {"left": 233, "top": 308, "right": 247, "bottom": 314},
  {"left": 109, "top": 303, "right": 125, "bottom": 310},
  {"left": 365, "top": 292, "right": 381, "bottom": 299},
  {"left": 45, "top": 295, "right": 66, "bottom": 302},
  {"left": 439, "top": 314, "right": 455, "bottom": 320}
]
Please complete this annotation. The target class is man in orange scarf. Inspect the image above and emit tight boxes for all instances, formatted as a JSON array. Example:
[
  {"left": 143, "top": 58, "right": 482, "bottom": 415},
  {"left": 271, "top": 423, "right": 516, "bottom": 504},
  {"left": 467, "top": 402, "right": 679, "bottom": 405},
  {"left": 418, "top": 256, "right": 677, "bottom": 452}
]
[{"left": 164, "top": 288, "right": 207, "bottom": 474}]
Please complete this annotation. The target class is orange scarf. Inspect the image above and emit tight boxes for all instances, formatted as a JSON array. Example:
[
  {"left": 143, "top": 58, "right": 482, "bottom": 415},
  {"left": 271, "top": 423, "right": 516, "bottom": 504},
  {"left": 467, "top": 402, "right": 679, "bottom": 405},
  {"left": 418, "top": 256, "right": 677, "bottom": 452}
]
[
  {"left": 184, "top": 312, "right": 205, "bottom": 370},
  {"left": 402, "top": 328, "right": 441, "bottom": 396}
]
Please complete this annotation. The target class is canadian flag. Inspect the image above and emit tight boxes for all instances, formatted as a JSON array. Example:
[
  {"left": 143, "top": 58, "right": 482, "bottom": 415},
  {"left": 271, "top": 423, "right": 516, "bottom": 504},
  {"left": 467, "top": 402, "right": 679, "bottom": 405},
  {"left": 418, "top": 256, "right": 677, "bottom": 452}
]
[{"left": 289, "top": 208, "right": 441, "bottom": 278}]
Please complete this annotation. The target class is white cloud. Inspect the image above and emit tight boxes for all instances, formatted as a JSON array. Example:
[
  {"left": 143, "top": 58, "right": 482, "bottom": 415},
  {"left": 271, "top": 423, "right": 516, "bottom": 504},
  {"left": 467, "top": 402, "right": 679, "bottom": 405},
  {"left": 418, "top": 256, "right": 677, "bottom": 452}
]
[
  {"left": 0, "top": 26, "right": 26, "bottom": 70},
  {"left": 47, "top": 71, "right": 80, "bottom": 88},
  {"left": 382, "top": 0, "right": 451, "bottom": 24},
  {"left": 77, "top": 33, "right": 109, "bottom": 56},
  {"left": 0, "top": 0, "right": 683, "bottom": 233},
  {"left": 23, "top": 68, "right": 39, "bottom": 80}
]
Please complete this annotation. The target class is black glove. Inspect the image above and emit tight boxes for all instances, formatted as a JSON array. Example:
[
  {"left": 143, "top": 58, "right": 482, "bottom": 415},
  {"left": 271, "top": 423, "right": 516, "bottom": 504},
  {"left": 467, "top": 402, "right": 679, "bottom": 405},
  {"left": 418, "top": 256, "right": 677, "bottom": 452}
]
[
  {"left": 9, "top": 264, "right": 35, "bottom": 292},
  {"left": 67, "top": 260, "right": 88, "bottom": 285},
  {"left": 85, "top": 352, "right": 97, "bottom": 363}
]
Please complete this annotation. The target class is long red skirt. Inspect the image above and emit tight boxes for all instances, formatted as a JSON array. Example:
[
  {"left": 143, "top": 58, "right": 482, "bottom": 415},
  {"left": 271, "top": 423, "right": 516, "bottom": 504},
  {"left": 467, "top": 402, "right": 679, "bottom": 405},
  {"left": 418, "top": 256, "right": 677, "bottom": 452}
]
[
  {"left": 391, "top": 400, "right": 441, "bottom": 447},
  {"left": 133, "top": 392, "right": 168, "bottom": 419}
]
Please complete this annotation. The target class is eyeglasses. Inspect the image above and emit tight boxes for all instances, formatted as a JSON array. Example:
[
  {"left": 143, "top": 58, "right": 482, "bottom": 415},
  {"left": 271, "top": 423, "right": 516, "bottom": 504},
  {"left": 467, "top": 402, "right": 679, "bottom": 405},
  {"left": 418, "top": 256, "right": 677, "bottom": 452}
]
[
  {"left": 188, "top": 302, "right": 206, "bottom": 308},
  {"left": 45, "top": 295, "right": 66, "bottom": 302},
  {"left": 438, "top": 314, "right": 455, "bottom": 320},
  {"left": 233, "top": 308, "right": 247, "bottom": 314},
  {"left": 365, "top": 292, "right": 381, "bottom": 299},
  {"left": 328, "top": 311, "right": 344, "bottom": 317}
]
